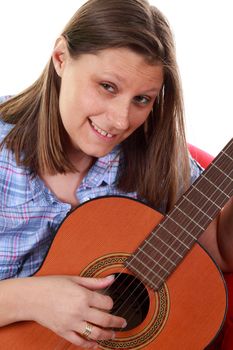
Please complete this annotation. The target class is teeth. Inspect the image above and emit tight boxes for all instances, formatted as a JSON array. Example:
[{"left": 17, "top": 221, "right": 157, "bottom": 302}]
[{"left": 91, "top": 121, "right": 113, "bottom": 138}]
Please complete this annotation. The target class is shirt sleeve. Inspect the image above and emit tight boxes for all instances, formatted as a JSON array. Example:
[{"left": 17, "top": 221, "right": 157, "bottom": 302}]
[
  {"left": 189, "top": 156, "right": 203, "bottom": 184},
  {"left": 0, "top": 95, "right": 12, "bottom": 104}
]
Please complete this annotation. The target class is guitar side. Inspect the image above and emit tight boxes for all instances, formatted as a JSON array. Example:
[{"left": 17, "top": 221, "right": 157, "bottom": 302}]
[{"left": 0, "top": 196, "right": 227, "bottom": 349}]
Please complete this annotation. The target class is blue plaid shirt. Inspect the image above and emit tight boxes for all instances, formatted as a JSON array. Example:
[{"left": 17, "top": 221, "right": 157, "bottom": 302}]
[{"left": 0, "top": 99, "right": 202, "bottom": 279}]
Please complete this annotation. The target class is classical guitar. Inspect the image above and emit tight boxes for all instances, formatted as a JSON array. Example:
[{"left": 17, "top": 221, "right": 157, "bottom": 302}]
[{"left": 1, "top": 139, "right": 233, "bottom": 350}]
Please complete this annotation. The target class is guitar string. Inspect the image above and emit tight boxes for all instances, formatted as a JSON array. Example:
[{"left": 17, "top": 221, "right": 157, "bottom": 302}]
[
  {"left": 122, "top": 155, "right": 233, "bottom": 327},
  {"left": 103, "top": 147, "right": 233, "bottom": 326},
  {"left": 122, "top": 154, "right": 233, "bottom": 293},
  {"left": 114, "top": 163, "right": 233, "bottom": 328},
  {"left": 101, "top": 182, "right": 232, "bottom": 329},
  {"left": 127, "top": 145, "right": 233, "bottom": 285},
  {"left": 121, "top": 183, "right": 232, "bottom": 328},
  {"left": 103, "top": 144, "right": 233, "bottom": 325},
  {"left": 98, "top": 142, "right": 231, "bottom": 320},
  {"left": 145, "top": 147, "right": 233, "bottom": 281},
  {"left": 107, "top": 141, "right": 233, "bottom": 300}
]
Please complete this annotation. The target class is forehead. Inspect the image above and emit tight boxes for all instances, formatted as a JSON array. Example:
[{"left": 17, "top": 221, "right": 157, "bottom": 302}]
[{"left": 72, "top": 47, "right": 164, "bottom": 91}]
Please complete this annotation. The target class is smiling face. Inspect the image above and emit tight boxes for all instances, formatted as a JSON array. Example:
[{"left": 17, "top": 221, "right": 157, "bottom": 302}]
[{"left": 52, "top": 38, "right": 164, "bottom": 161}]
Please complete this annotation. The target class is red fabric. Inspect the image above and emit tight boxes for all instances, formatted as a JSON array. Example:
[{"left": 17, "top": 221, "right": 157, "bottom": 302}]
[
  {"left": 188, "top": 144, "right": 214, "bottom": 168},
  {"left": 189, "top": 144, "right": 233, "bottom": 350}
]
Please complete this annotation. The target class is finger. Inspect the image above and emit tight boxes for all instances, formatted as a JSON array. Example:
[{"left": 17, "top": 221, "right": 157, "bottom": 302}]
[
  {"left": 86, "top": 308, "right": 127, "bottom": 329},
  {"left": 72, "top": 275, "right": 115, "bottom": 291},
  {"left": 78, "top": 321, "right": 115, "bottom": 342},
  {"left": 61, "top": 330, "right": 98, "bottom": 349},
  {"left": 88, "top": 290, "right": 114, "bottom": 311}
]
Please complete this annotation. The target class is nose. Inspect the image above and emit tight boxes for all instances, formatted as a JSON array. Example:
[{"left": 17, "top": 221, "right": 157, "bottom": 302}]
[{"left": 107, "top": 98, "right": 130, "bottom": 131}]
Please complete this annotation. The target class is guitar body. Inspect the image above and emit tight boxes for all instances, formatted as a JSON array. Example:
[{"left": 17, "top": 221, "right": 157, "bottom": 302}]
[{"left": 0, "top": 196, "right": 227, "bottom": 350}]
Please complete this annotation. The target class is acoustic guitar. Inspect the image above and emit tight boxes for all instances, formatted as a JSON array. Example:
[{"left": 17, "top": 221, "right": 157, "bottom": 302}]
[{"left": 1, "top": 139, "right": 232, "bottom": 349}]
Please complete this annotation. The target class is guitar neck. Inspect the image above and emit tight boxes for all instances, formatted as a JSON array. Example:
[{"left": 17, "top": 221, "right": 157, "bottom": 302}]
[{"left": 126, "top": 139, "right": 233, "bottom": 290}]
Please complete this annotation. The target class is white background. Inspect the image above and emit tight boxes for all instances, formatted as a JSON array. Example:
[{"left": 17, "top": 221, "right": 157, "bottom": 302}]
[{"left": 0, "top": 0, "right": 232, "bottom": 156}]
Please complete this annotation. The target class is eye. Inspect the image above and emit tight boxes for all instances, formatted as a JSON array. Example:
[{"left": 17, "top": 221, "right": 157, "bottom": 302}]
[
  {"left": 100, "top": 82, "right": 116, "bottom": 93},
  {"left": 133, "top": 95, "right": 151, "bottom": 106}
]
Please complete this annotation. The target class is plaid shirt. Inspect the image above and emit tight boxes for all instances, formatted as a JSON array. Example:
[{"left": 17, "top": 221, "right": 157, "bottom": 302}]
[
  {"left": 0, "top": 118, "right": 139, "bottom": 279},
  {"left": 0, "top": 113, "right": 202, "bottom": 280}
]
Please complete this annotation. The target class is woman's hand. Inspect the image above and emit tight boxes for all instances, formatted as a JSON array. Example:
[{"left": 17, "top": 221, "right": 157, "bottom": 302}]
[{"left": 1, "top": 275, "right": 126, "bottom": 349}]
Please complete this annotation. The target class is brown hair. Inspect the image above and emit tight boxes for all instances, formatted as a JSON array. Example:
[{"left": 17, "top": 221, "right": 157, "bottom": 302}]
[{"left": 0, "top": 0, "right": 190, "bottom": 212}]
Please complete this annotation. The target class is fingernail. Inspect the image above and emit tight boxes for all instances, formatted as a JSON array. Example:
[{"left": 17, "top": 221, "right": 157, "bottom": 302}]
[
  {"left": 122, "top": 321, "right": 127, "bottom": 328},
  {"left": 106, "top": 275, "right": 115, "bottom": 281}
]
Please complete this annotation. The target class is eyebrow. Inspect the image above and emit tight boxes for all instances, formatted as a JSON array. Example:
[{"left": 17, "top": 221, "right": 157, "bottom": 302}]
[
  {"left": 143, "top": 87, "right": 161, "bottom": 94},
  {"left": 102, "top": 72, "right": 161, "bottom": 94},
  {"left": 102, "top": 71, "right": 126, "bottom": 84}
]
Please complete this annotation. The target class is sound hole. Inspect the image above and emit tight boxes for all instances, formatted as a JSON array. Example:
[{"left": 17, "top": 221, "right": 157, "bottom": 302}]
[{"left": 105, "top": 273, "right": 150, "bottom": 331}]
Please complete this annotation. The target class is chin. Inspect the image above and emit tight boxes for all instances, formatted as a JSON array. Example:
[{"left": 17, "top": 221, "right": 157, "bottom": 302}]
[
  {"left": 72, "top": 140, "right": 115, "bottom": 159},
  {"left": 91, "top": 144, "right": 117, "bottom": 158},
  {"left": 90, "top": 149, "right": 112, "bottom": 158}
]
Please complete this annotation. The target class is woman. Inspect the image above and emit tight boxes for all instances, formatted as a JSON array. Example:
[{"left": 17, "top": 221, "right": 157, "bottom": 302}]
[{"left": 0, "top": 0, "right": 232, "bottom": 348}]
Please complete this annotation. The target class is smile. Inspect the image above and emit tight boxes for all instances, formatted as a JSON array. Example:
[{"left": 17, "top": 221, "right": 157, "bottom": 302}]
[{"left": 90, "top": 120, "right": 114, "bottom": 138}]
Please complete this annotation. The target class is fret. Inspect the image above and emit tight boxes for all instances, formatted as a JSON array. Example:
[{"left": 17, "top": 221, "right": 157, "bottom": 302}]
[
  {"left": 224, "top": 139, "right": 233, "bottom": 154},
  {"left": 187, "top": 186, "right": 222, "bottom": 209},
  {"left": 175, "top": 204, "right": 213, "bottom": 231},
  {"left": 196, "top": 172, "right": 232, "bottom": 196},
  {"left": 152, "top": 232, "right": 183, "bottom": 258},
  {"left": 138, "top": 247, "right": 170, "bottom": 274},
  {"left": 201, "top": 175, "right": 231, "bottom": 199},
  {"left": 130, "top": 252, "right": 163, "bottom": 280},
  {"left": 144, "top": 239, "right": 176, "bottom": 266},
  {"left": 183, "top": 196, "right": 213, "bottom": 220},
  {"left": 173, "top": 205, "right": 205, "bottom": 232},
  {"left": 151, "top": 226, "right": 190, "bottom": 267},
  {"left": 125, "top": 138, "right": 233, "bottom": 291},
  {"left": 209, "top": 153, "right": 232, "bottom": 173},
  {"left": 125, "top": 257, "right": 163, "bottom": 290},
  {"left": 140, "top": 234, "right": 181, "bottom": 267},
  {"left": 158, "top": 221, "right": 191, "bottom": 249},
  {"left": 172, "top": 203, "right": 212, "bottom": 236},
  {"left": 188, "top": 183, "right": 231, "bottom": 215},
  {"left": 161, "top": 209, "right": 200, "bottom": 244},
  {"left": 174, "top": 192, "right": 218, "bottom": 226},
  {"left": 223, "top": 150, "right": 233, "bottom": 161},
  {"left": 214, "top": 154, "right": 233, "bottom": 179},
  {"left": 212, "top": 163, "right": 233, "bottom": 181},
  {"left": 190, "top": 187, "right": 227, "bottom": 213},
  {"left": 205, "top": 166, "right": 232, "bottom": 187}
]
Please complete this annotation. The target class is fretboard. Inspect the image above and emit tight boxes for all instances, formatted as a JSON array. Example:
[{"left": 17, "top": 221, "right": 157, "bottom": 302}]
[{"left": 125, "top": 139, "right": 233, "bottom": 290}]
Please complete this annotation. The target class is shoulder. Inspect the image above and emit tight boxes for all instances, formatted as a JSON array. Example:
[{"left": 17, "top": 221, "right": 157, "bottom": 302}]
[
  {"left": 0, "top": 95, "right": 48, "bottom": 208},
  {"left": 0, "top": 95, "right": 15, "bottom": 141},
  {"left": 0, "top": 95, "right": 12, "bottom": 104},
  {"left": 0, "top": 119, "right": 14, "bottom": 142},
  {"left": 0, "top": 129, "right": 33, "bottom": 207},
  {"left": 0, "top": 149, "right": 33, "bottom": 207}
]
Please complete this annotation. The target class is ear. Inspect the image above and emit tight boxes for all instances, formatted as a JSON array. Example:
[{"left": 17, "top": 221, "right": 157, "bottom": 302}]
[{"left": 52, "top": 36, "right": 68, "bottom": 77}]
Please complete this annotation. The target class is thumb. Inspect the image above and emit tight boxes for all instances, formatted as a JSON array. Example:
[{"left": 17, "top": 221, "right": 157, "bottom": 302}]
[{"left": 72, "top": 275, "right": 115, "bottom": 290}]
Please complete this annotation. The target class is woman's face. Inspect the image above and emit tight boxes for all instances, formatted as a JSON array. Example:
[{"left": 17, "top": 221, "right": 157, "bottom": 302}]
[{"left": 53, "top": 39, "right": 164, "bottom": 159}]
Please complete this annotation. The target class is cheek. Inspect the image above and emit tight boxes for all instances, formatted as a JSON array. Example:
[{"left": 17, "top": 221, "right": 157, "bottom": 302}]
[
  {"left": 123, "top": 113, "right": 149, "bottom": 140},
  {"left": 59, "top": 81, "right": 104, "bottom": 124},
  {"left": 58, "top": 81, "right": 75, "bottom": 120},
  {"left": 130, "top": 111, "right": 150, "bottom": 130}
]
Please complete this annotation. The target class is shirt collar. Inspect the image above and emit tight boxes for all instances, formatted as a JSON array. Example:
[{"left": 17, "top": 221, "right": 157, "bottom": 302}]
[
  {"left": 29, "top": 145, "right": 123, "bottom": 205},
  {"left": 81, "top": 145, "right": 122, "bottom": 188}
]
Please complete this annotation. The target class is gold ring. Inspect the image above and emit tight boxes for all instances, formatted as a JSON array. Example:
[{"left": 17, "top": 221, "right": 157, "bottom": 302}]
[{"left": 82, "top": 322, "right": 93, "bottom": 339}]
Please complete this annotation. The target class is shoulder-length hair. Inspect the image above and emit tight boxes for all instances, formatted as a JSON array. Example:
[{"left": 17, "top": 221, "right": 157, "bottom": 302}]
[{"left": 0, "top": 0, "right": 190, "bottom": 212}]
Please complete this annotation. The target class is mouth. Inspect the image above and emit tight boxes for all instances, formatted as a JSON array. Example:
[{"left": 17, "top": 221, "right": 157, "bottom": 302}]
[{"left": 89, "top": 119, "right": 115, "bottom": 139}]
